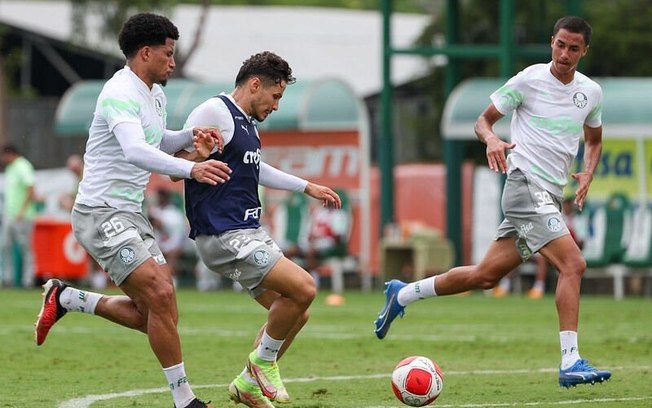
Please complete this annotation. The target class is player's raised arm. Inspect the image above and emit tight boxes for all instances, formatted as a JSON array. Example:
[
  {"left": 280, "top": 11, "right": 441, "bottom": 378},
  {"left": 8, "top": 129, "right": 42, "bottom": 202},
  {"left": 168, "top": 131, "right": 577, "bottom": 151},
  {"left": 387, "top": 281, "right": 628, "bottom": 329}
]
[{"left": 474, "top": 103, "right": 514, "bottom": 174}]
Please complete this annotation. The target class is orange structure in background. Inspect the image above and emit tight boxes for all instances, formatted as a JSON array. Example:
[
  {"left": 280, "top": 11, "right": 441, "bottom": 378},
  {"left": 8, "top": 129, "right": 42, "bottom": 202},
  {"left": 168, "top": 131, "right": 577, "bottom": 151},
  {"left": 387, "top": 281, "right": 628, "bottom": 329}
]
[
  {"left": 33, "top": 217, "right": 88, "bottom": 280},
  {"left": 149, "top": 160, "right": 476, "bottom": 277}
]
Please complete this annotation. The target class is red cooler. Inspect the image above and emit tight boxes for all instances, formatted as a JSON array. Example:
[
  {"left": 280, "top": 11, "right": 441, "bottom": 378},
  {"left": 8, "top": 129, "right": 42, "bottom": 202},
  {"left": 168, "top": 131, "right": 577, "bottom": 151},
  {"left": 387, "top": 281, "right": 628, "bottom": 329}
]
[{"left": 33, "top": 217, "right": 88, "bottom": 280}]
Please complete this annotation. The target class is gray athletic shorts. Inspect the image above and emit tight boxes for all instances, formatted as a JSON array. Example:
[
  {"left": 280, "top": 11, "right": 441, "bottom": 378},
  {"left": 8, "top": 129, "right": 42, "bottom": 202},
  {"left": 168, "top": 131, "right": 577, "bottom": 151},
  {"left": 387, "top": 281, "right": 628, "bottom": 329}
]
[
  {"left": 195, "top": 227, "right": 283, "bottom": 298},
  {"left": 496, "top": 169, "right": 569, "bottom": 261},
  {"left": 71, "top": 204, "right": 165, "bottom": 286}
]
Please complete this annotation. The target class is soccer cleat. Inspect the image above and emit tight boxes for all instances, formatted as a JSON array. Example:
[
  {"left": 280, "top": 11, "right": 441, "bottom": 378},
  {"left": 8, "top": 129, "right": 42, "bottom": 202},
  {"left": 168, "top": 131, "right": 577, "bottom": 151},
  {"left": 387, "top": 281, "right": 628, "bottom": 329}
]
[
  {"left": 527, "top": 287, "right": 544, "bottom": 300},
  {"left": 175, "top": 398, "right": 212, "bottom": 408},
  {"left": 374, "top": 279, "right": 407, "bottom": 339},
  {"left": 229, "top": 375, "right": 276, "bottom": 408},
  {"left": 492, "top": 286, "right": 509, "bottom": 298},
  {"left": 247, "top": 351, "right": 290, "bottom": 403},
  {"left": 35, "top": 279, "right": 69, "bottom": 346},
  {"left": 187, "top": 398, "right": 212, "bottom": 408},
  {"left": 559, "top": 359, "right": 612, "bottom": 387}
]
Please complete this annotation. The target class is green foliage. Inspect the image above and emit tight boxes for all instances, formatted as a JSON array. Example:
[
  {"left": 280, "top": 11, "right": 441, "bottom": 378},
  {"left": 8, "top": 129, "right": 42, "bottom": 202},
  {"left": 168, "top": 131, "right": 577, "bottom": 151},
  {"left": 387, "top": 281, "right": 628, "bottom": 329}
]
[
  {"left": 180, "top": 0, "right": 428, "bottom": 13},
  {"left": 1, "top": 288, "right": 651, "bottom": 407},
  {"left": 583, "top": 1, "right": 652, "bottom": 77},
  {"left": 399, "top": 0, "right": 652, "bottom": 162},
  {"left": 415, "top": 0, "right": 652, "bottom": 79},
  {"left": 70, "top": 0, "right": 175, "bottom": 47}
]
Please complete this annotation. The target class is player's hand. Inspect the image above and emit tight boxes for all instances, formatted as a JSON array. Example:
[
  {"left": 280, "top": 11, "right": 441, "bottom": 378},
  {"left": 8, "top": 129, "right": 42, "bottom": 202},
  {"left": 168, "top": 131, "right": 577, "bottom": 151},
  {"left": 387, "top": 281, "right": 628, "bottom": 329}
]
[
  {"left": 485, "top": 135, "right": 515, "bottom": 174},
  {"left": 192, "top": 129, "right": 215, "bottom": 160},
  {"left": 193, "top": 127, "right": 224, "bottom": 155},
  {"left": 571, "top": 171, "right": 593, "bottom": 210},
  {"left": 304, "top": 183, "right": 342, "bottom": 208},
  {"left": 190, "top": 160, "right": 231, "bottom": 185}
]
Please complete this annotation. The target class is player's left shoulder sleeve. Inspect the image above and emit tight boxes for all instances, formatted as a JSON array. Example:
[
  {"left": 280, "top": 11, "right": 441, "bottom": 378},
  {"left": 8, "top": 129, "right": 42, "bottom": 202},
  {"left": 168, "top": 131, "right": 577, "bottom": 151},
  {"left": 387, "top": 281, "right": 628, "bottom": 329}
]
[
  {"left": 183, "top": 97, "right": 236, "bottom": 152},
  {"left": 185, "top": 98, "right": 233, "bottom": 132}
]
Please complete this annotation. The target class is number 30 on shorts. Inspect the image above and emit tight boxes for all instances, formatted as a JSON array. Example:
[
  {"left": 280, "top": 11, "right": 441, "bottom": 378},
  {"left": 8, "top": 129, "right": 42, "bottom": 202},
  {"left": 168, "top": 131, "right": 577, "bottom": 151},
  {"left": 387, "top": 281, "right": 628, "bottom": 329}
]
[{"left": 534, "top": 191, "right": 553, "bottom": 208}]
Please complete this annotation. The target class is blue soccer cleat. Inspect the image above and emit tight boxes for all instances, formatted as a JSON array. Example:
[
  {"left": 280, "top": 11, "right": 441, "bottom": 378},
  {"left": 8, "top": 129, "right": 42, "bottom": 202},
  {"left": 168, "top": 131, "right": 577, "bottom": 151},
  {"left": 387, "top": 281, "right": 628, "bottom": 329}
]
[
  {"left": 374, "top": 279, "right": 407, "bottom": 339},
  {"left": 559, "top": 359, "right": 612, "bottom": 388}
]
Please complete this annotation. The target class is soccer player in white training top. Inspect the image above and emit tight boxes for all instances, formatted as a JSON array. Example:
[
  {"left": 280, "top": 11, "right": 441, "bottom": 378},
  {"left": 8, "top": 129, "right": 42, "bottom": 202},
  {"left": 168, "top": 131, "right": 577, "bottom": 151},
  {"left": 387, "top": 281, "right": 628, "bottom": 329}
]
[
  {"left": 34, "top": 13, "right": 231, "bottom": 408},
  {"left": 375, "top": 15, "right": 611, "bottom": 389}
]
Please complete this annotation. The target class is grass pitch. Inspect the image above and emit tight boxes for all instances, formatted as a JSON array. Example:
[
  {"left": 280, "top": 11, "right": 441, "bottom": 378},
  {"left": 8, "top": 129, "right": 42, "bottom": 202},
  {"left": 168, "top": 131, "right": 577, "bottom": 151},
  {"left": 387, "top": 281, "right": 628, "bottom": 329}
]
[{"left": 1, "top": 287, "right": 651, "bottom": 407}]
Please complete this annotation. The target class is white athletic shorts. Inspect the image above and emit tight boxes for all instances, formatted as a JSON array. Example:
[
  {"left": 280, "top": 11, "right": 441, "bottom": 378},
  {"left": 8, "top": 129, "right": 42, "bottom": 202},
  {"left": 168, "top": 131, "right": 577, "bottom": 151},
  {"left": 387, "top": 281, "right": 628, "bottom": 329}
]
[
  {"left": 194, "top": 227, "right": 283, "bottom": 298},
  {"left": 495, "top": 169, "right": 570, "bottom": 261},
  {"left": 71, "top": 204, "right": 165, "bottom": 285}
]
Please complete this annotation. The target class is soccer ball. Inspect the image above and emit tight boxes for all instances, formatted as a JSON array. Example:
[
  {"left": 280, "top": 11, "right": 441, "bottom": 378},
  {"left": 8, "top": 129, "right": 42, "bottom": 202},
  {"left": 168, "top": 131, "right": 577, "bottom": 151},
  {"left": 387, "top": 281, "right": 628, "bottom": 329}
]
[{"left": 391, "top": 355, "right": 444, "bottom": 406}]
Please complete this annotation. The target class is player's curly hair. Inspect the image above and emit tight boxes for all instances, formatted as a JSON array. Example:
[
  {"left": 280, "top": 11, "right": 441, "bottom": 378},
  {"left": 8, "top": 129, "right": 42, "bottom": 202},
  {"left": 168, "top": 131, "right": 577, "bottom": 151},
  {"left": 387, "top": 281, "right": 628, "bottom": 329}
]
[
  {"left": 553, "top": 16, "right": 592, "bottom": 46},
  {"left": 235, "top": 51, "right": 296, "bottom": 87},
  {"left": 118, "top": 13, "right": 179, "bottom": 59}
]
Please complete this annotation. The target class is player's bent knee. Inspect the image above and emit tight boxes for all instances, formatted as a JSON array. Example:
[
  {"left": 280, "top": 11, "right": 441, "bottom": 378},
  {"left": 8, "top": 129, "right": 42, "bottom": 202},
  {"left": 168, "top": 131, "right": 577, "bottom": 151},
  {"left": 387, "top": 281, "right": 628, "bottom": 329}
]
[
  {"left": 146, "top": 282, "right": 176, "bottom": 313},
  {"left": 295, "top": 281, "right": 317, "bottom": 308},
  {"left": 472, "top": 272, "right": 503, "bottom": 290},
  {"left": 562, "top": 256, "right": 586, "bottom": 278}
]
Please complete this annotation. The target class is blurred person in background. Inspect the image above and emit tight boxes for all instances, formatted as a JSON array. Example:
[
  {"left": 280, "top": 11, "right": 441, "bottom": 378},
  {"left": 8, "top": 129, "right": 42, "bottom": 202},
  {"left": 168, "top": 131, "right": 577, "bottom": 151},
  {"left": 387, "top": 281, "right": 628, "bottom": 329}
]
[
  {"left": 58, "top": 154, "right": 84, "bottom": 212},
  {"left": 0, "top": 144, "right": 37, "bottom": 288},
  {"left": 59, "top": 153, "right": 107, "bottom": 289},
  {"left": 179, "top": 51, "right": 340, "bottom": 408},
  {"left": 32, "top": 12, "right": 230, "bottom": 408},
  {"left": 302, "top": 197, "right": 350, "bottom": 288},
  {"left": 149, "top": 188, "right": 189, "bottom": 286}
]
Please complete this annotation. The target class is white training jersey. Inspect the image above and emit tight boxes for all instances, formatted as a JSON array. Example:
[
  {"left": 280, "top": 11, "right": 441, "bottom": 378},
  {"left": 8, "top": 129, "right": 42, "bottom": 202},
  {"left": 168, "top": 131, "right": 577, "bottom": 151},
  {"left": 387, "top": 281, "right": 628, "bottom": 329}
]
[
  {"left": 76, "top": 66, "right": 180, "bottom": 212},
  {"left": 491, "top": 62, "right": 603, "bottom": 197}
]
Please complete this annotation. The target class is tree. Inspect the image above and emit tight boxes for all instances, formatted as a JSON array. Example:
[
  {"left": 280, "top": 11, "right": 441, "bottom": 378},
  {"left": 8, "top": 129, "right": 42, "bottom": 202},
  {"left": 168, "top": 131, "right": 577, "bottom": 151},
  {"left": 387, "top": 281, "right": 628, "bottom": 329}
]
[
  {"left": 70, "top": 0, "right": 211, "bottom": 77},
  {"left": 398, "top": 0, "right": 652, "bottom": 162},
  {"left": 583, "top": 0, "right": 652, "bottom": 77}
]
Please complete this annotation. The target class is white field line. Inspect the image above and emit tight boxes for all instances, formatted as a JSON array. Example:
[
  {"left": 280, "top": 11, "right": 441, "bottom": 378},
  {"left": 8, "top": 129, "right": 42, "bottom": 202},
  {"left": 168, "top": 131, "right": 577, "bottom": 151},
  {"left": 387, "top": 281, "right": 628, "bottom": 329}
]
[
  {"left": 58, "top": 366, "right": 652, "bottom": 408},
  {"left": 3, "top": 324, "right": 541, "bottom": 342}
]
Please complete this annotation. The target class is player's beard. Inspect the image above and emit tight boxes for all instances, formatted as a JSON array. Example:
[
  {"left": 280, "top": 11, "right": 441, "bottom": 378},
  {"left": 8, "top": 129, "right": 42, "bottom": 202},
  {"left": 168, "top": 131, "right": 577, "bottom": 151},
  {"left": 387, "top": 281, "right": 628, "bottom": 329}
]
[
  {"left": 253, "top": 108, "right": 270, "bottom": 122},
  {"left": 157, "top": 72, "right": 171, "bottom": 87}
]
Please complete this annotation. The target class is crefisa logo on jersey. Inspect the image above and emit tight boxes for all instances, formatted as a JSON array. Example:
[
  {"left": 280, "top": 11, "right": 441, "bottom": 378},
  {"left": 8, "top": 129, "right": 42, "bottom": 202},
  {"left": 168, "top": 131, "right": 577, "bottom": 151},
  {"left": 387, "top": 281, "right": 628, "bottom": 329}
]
[
  {"left": 252, "top": 249, "right": 270, "bottom": 266},
  {"left": 573, "top": 92, "right": 587, "bottom": 109},
  {"left": 547, "top": 216, "right": 563, "bottom": 232},
  {"left": 154, "top": 98, "right": 163, "bottom": 116},
  {"left": 119, "top": 246, "right": 136, "bottom": 264}
]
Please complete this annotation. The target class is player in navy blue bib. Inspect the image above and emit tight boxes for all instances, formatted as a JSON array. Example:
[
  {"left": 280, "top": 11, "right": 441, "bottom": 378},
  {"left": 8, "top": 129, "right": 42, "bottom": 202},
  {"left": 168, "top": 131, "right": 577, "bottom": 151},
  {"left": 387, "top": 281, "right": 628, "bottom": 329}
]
[{"left": 180, "top": 51, "right": 342, "bottom": 407}]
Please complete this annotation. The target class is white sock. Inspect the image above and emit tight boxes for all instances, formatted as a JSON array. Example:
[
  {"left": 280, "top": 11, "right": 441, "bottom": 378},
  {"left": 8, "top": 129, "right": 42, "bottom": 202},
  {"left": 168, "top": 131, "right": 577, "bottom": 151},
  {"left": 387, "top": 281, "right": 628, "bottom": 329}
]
[
  {"left": 532, "top": 280, "right": 545, "bottom": 291},
  {"left": 499, "top": 277, "right": 511, "bottom": 291},
  {"left": 163, "top": 362, "right": 195, "bottom": 408},
  {"left": 59, "top": 287, "right": 102, "bottom": 314},
  {"left": 560, "top": 331, "right": 581, "bottom": 370},
  {"left": 257, "top": 330, "right": 284, "bottom": 362},
  {"left": 398, "top": 276, "right": 437, "bottom": 306}
]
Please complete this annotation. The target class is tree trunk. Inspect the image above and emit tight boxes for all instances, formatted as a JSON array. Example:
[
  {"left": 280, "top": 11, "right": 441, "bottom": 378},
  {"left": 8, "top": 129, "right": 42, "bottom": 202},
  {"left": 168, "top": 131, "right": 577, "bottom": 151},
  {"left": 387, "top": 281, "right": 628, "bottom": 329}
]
[{"left": 173, "top": 0, "right": 211, "bottom": 77}]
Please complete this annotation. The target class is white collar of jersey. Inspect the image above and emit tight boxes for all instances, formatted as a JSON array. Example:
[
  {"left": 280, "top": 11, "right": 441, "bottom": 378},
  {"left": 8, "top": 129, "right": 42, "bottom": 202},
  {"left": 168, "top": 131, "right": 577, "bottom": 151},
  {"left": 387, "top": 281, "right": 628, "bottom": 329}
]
[
  {"left": 122, "top": 65, "right": 158, "bottom": 94},
  {"left": 546, "top": 61, "right": 577, "bottom": 87}
]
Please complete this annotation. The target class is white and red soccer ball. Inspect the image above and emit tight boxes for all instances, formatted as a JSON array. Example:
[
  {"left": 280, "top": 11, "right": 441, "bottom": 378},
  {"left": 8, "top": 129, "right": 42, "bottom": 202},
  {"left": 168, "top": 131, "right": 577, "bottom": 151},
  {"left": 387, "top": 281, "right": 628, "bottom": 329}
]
[{"left": 391, "top": 355, "right": 444, "bottom": 406}]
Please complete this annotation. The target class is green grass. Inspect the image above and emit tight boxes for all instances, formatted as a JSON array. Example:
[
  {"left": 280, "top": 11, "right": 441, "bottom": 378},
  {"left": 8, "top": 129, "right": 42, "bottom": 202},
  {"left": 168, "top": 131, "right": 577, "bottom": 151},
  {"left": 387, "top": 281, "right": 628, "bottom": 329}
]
[{"left": 1, "top": 288, "right": 651, "bottom": 407}]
